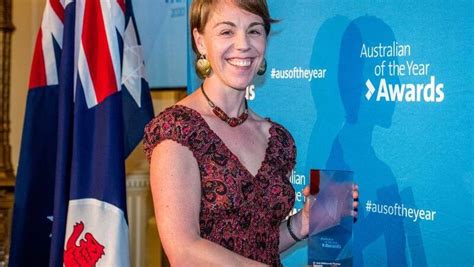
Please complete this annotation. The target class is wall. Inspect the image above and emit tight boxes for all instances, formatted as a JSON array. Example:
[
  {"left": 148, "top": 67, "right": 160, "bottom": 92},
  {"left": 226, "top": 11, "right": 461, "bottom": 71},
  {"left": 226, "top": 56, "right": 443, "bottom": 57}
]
[
  {"left": 10, "top": 0, "right": 45, "bottom": 173},
  {"left": 187, "top": 1, "right": 473, "bottom": 266}
]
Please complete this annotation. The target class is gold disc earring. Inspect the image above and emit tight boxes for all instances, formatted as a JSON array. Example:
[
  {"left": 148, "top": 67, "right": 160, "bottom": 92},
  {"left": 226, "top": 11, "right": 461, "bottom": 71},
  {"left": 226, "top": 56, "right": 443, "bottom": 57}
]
[
  {"left": 196, "top": 54, "right": 211, "bottom": 79},
  {"left": 257, "top": 58, "right": 267, "bottom": 76}
]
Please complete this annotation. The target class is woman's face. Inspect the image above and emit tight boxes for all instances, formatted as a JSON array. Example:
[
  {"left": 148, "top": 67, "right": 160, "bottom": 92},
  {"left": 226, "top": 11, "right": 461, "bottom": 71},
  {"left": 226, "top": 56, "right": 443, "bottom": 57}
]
[{"left": 193, "top": 1, "right": 267, "bottom": 90}]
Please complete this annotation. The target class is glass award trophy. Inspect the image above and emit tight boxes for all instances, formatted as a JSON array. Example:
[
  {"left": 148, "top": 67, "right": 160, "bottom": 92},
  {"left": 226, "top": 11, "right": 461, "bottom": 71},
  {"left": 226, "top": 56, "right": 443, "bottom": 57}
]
[{"left": 308, "top": 169, "right": 354, "bottom": 267}]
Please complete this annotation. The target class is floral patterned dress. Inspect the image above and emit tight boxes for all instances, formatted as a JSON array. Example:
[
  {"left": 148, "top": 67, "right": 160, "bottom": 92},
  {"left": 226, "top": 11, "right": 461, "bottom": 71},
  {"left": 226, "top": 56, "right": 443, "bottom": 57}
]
[{"left": 144, "top": 105, "right": 296, "bottom": 266}]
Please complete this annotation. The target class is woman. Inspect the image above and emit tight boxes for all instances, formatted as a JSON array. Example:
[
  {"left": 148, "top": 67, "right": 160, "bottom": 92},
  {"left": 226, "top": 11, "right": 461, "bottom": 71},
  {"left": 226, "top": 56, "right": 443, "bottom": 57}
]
[{"left": 144, "top": 0, "right": 358, "bottom": 266}]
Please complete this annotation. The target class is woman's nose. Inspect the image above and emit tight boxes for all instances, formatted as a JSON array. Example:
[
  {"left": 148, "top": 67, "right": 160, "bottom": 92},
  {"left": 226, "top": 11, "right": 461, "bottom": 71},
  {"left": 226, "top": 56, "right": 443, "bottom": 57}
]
[{"left": 234, "top": 31, "right": 251, "bottom": 51}]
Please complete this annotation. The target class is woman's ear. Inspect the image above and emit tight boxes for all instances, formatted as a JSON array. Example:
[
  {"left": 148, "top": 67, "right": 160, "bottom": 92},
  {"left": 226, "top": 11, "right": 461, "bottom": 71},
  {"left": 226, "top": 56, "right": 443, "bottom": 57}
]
[{"left": 193, "top": 28, "right": 207, "bottom": 55}]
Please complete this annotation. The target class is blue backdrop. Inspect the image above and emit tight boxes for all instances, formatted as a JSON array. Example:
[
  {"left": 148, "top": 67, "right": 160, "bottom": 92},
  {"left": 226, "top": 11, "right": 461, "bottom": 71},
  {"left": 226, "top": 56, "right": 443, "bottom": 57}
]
[
  {"left": 135, "top": 0, "right": 187, "bottom": 88},
  {"left": 187, "top": 1, "right": 473, "bottom": 266}
]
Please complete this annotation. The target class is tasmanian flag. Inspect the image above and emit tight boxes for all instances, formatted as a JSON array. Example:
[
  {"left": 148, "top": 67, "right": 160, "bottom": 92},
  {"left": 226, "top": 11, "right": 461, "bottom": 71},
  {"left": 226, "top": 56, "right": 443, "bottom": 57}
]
[{"left": 9, "top": 0, "right": 154, "bottom": 266}]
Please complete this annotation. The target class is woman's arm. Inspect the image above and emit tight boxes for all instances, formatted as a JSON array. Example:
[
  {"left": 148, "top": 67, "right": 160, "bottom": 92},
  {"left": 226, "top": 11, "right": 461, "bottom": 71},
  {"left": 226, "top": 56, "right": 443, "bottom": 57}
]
[
  {"left": 278, "top": 194, "right": 309, "bottom": 253},
  {"left": 150, "top": 140, "right": 267, "bottom": 266}
]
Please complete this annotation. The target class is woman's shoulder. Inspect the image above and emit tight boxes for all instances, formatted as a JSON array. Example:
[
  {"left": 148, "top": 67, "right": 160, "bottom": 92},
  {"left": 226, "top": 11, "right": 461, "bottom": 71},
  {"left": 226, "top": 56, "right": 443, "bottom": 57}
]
[
  {"left": 146, "top": 105, "right": 207, "bottom": 134},
  {"left": 151, "top": 104, "right": 200, "bottom": 124},
  {"left": 267, "top": 117, "right": 295, "bottom": 146},
  {"left": 143, "top": 105, "right": 204, "bottom": 161},
  {"left": 264, "top": 117, "right": 297, "bottom": 173},
  {"left": 248, "top": 109, "right": 295, "bottom": 146}
]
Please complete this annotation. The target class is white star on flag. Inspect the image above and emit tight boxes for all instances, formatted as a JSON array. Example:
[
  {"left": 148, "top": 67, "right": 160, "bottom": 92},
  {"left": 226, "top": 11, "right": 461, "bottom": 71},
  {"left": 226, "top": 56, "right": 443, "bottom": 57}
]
[
  {"left": 122, "top": 18, "right": 147, "bottom": 108},
  {"left": 47, "top": 216, "right": 54, "bottom": 237}
]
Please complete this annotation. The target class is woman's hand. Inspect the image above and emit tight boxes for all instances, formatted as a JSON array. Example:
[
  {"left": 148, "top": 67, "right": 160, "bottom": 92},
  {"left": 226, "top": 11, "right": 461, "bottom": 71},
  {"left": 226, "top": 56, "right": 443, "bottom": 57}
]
[{"left": 301, "top": 183, "right": 359, "bottom": 237}]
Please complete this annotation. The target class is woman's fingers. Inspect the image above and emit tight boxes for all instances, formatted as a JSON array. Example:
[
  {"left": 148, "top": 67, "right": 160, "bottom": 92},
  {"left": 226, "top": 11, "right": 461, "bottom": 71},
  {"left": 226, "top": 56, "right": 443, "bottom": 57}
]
[
  {"left": 352, "top": 184, "right": 359, "bottom": 198},
  {"left": 302, "top": 186, "right": 310, "bottom": 197},
  {"left": 353, "top": 183, "right": 359, "bottom": 222},
  {"left": 303, "top": 182, "right": 359, "bottom": 223},
  {"left": 353, "top": 196, "right": 359, "bottom": 208}
]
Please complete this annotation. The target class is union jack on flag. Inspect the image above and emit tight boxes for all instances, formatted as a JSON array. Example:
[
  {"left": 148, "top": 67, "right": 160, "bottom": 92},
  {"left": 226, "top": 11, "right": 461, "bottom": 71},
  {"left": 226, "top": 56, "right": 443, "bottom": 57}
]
[{"left": 10, "top": 0, "right": 154, "bottom": 266}]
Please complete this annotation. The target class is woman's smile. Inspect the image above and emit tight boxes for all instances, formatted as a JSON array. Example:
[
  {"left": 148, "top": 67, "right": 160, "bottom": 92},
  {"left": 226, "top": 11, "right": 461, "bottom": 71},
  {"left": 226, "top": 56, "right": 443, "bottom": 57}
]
[{"left": 227, "top": 57, "right": 253, "bottom": 68}]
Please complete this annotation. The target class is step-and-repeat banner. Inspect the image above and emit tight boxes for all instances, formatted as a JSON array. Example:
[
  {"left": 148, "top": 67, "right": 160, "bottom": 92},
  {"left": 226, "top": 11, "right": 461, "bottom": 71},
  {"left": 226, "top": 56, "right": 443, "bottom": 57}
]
[{"left": 187, "top": 1, "right": 473, "bottom": 266}]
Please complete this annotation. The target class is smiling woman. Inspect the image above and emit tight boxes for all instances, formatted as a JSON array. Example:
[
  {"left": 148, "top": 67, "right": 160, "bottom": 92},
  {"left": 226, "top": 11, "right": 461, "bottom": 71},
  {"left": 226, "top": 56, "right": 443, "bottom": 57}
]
[
  {"left": 143, "top": 0, "right": 357, "bottom": 266},
  {"left": 191, "top": 0, "right": 268, "bottom": 91}
]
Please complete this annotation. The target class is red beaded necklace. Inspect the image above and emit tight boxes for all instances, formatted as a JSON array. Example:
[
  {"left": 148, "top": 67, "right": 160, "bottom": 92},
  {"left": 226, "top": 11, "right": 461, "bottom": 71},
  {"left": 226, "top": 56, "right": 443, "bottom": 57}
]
[{"left": 201, "top": 83, "right": 249, "bottom": 127}]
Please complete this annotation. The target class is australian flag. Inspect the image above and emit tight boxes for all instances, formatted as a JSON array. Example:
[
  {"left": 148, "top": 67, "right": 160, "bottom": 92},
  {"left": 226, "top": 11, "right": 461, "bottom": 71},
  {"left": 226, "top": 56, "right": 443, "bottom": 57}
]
[{"left": 9, "top": 0, "right": 154, "bottom": 266}]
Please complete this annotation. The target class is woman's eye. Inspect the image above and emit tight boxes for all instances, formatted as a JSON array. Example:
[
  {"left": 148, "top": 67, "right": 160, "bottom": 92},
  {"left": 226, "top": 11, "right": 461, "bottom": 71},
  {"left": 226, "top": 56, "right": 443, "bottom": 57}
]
[
  {"left": 249, "top": 29, "right": 263, "bottom": 36},
  {"left": 220, "top": 30, "right": 233, "bottom": 36}
]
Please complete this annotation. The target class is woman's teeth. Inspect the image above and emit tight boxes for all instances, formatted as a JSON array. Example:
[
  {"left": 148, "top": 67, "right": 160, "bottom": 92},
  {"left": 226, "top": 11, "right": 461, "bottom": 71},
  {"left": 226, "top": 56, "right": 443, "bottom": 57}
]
[{"left": 228, "top": 58, "right": 251, "bottom": 67}]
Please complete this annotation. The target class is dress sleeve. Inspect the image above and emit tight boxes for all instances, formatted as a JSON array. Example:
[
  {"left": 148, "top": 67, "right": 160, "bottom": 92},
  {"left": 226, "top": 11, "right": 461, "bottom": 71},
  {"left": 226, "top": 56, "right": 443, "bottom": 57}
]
[
  {"left": 272, "top": 123, "right": 297, "bottom": 176},
  {"left": 283, "top": 128, "right": 297, "bottom": 175},
  {"left": 143, "top": 106, "right": 196, "bottom": 162}
]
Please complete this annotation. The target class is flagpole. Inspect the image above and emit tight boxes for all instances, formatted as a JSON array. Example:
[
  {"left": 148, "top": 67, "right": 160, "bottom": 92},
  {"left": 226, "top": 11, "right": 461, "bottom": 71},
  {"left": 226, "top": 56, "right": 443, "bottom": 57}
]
[{"left": 0, "top": 0, "right": 15, "bottom": 265}]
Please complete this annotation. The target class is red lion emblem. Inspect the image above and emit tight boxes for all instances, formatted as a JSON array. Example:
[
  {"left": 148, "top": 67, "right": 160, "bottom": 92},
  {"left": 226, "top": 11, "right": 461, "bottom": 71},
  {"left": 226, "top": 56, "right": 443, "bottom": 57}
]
[{"left": 64, "top": 221, "right": 105, "bottom": 267}]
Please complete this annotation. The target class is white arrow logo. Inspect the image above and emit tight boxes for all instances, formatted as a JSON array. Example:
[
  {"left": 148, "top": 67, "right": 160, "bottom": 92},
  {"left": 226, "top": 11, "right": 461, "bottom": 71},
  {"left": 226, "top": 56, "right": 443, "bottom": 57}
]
[{"left": 365, "top": 79, "right": 376, "bottom": 100}]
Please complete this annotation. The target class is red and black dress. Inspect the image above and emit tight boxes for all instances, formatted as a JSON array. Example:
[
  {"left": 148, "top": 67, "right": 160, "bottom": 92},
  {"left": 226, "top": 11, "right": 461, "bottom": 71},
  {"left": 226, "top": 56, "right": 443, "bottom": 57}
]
[{"left": 144, "top": 105, "right": 296, "bottom": 266}]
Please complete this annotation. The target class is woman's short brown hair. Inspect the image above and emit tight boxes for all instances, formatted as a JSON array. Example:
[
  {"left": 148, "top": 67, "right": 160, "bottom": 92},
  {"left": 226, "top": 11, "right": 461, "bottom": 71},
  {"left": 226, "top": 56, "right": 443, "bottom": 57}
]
[{"left": 190, "top": 0, "right": 276, "bottom": 54}]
